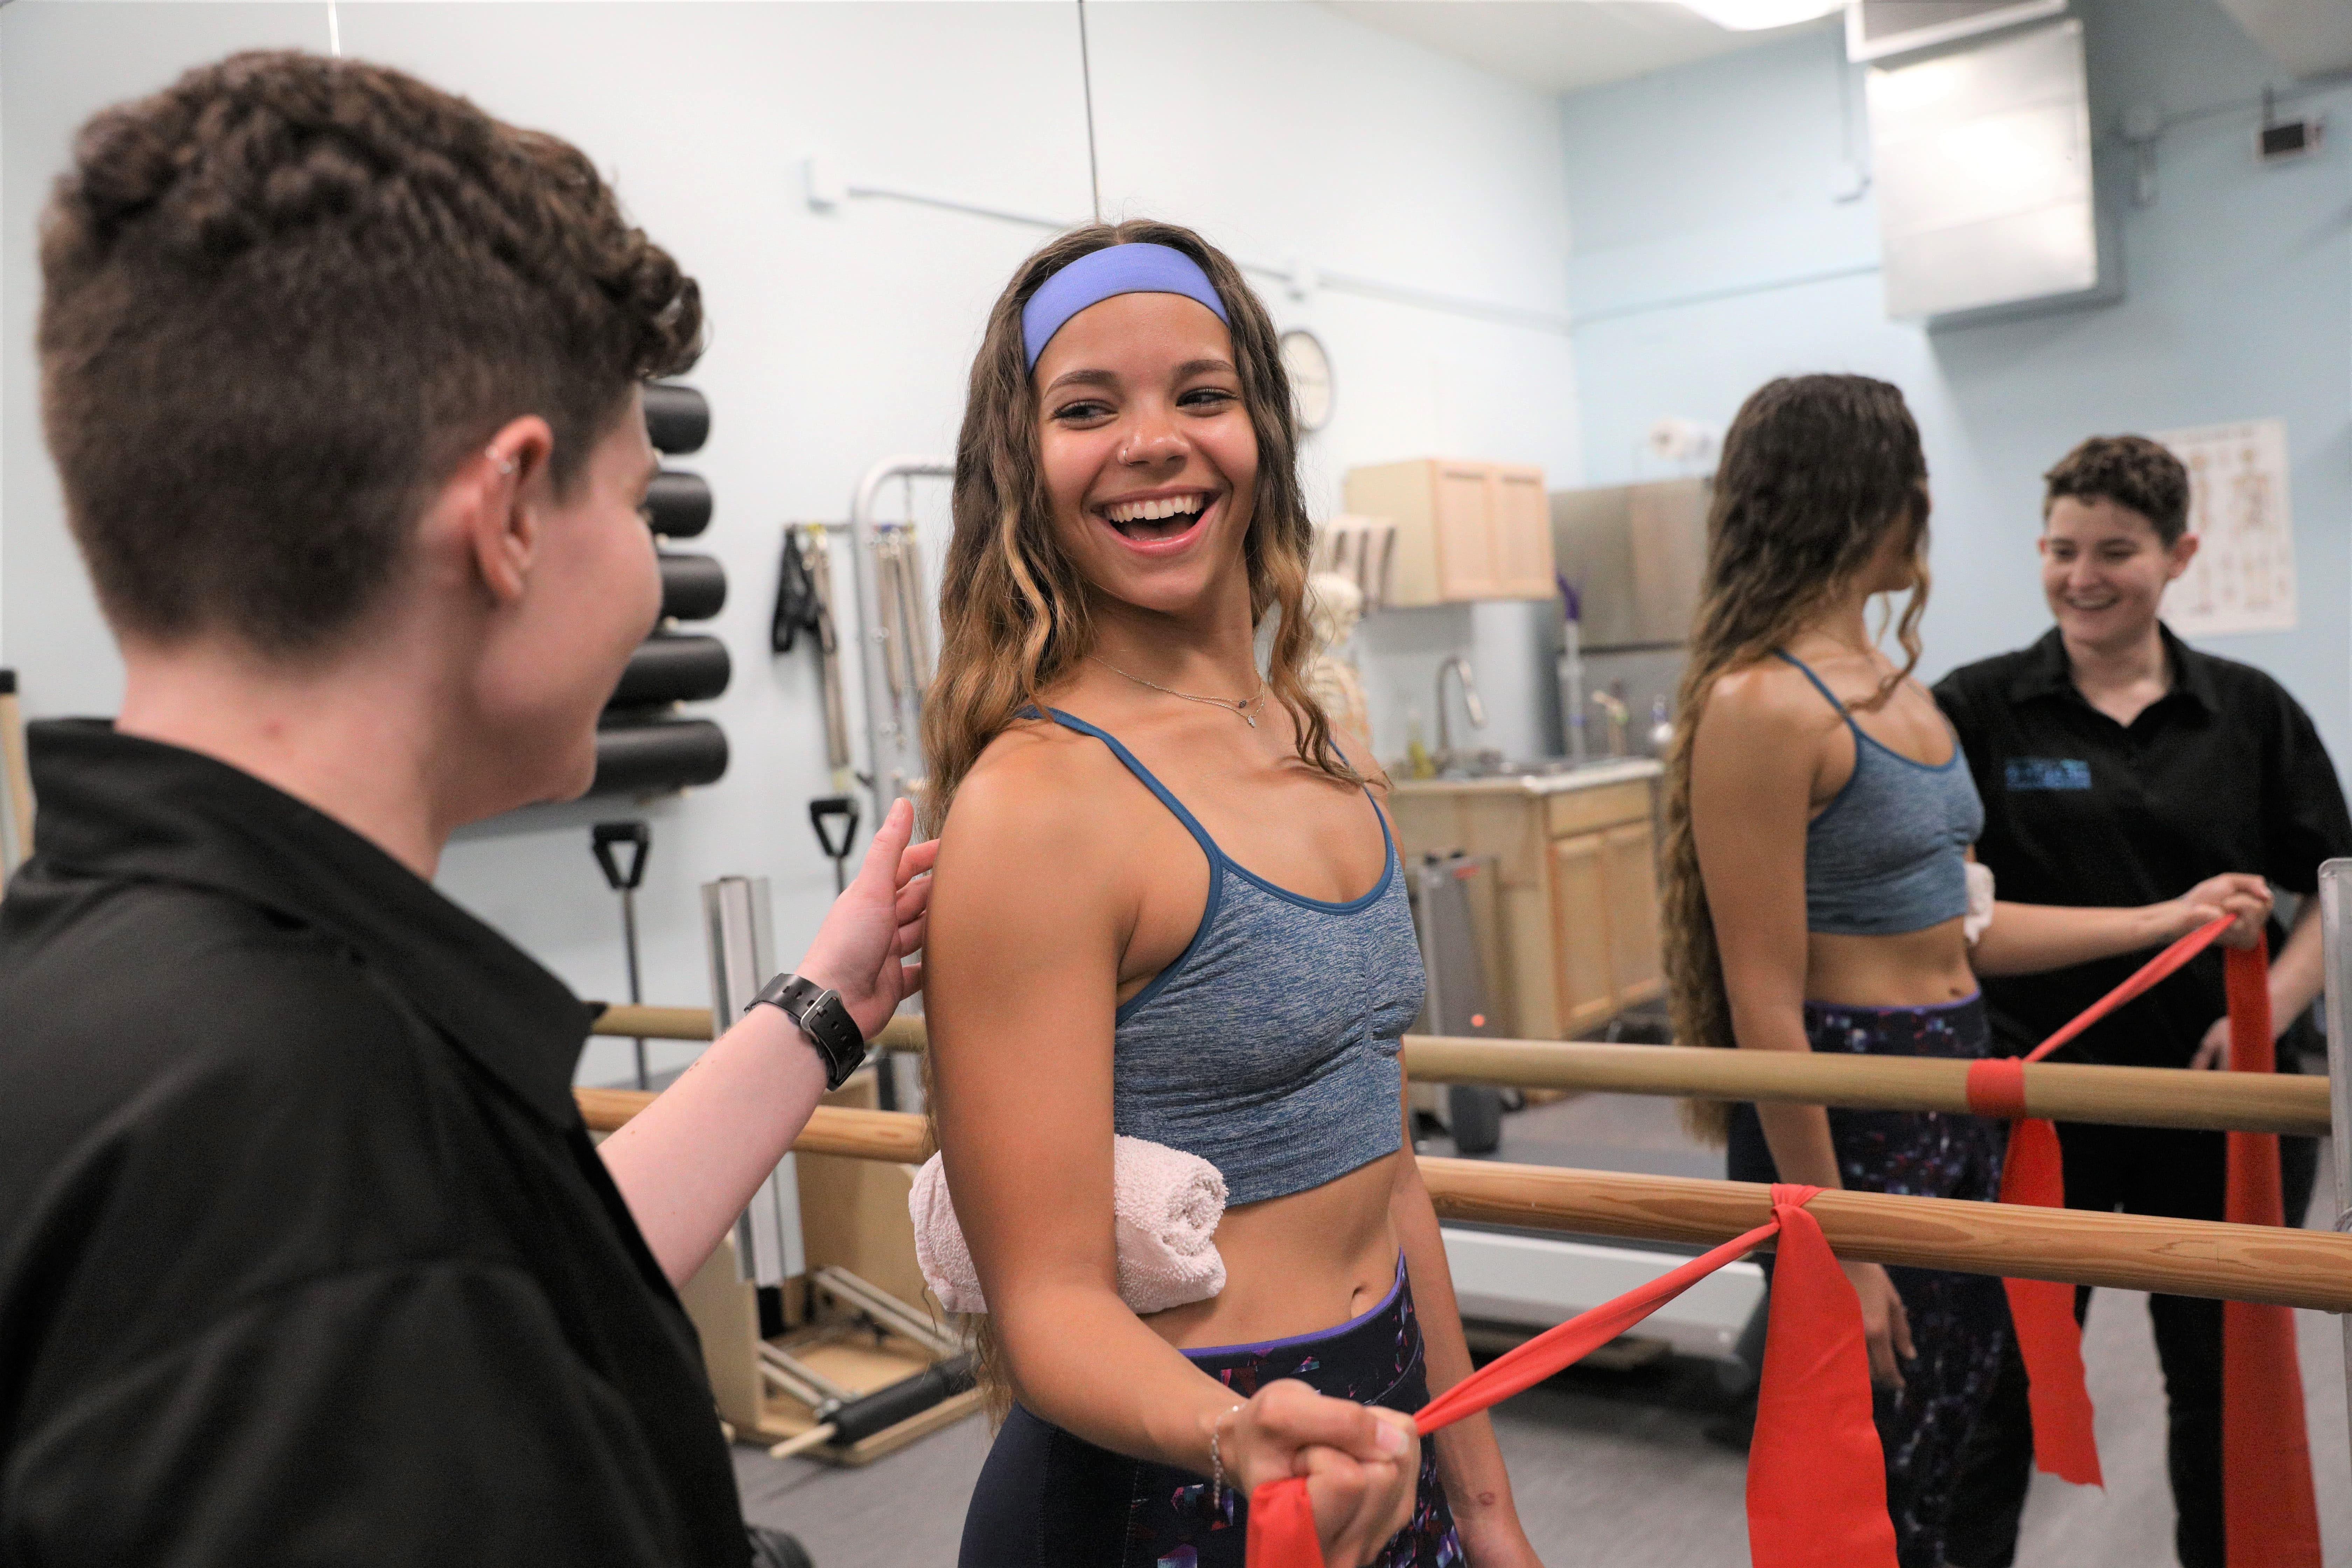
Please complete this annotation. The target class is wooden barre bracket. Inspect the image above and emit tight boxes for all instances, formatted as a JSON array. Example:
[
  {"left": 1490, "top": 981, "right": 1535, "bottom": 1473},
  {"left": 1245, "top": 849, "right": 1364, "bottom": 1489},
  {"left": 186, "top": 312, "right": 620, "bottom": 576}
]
[
  {"left": 586, "top": 1009, "right": 2332, "bottom": 1137},
  {"left": 571, "top": 1093, "right": 2352, "bottom": 1312}
]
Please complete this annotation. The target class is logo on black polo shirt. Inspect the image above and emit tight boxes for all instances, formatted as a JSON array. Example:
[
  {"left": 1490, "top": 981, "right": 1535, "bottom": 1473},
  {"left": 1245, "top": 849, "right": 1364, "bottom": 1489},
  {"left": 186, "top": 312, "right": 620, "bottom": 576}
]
[{"left": 2006, "top": 758, "right": 2091, "bottom": 791}]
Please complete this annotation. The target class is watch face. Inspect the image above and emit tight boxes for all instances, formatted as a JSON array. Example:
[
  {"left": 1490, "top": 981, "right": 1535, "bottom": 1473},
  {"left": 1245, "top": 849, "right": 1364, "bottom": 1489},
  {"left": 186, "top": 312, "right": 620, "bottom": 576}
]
[{"left": 1280, "top": 329, "right": 1334, "bottom": 434}]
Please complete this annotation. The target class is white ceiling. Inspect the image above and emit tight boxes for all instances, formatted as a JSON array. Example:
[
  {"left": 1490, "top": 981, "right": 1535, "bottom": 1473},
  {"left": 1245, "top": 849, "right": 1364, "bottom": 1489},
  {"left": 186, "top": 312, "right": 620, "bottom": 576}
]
[
  {"left": 1318, "top": 0, "right": 1840, "bottom": 96},
  {"left": 2213, "top": 0, "right": 2352, "bottom": 77}
]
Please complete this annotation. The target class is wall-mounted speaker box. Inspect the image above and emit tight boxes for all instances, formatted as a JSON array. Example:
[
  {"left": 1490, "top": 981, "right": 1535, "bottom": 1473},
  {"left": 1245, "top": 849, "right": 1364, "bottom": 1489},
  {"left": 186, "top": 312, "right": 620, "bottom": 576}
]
[
  {"left": 659, "top": 553, "right": 728, "bottom": 622},
  {"left": 644, "top": 382, "right": 710, "bottom": 455},
  {"left": 592, "top": 716, "right": 730, "bottom": 797},
  {"left": 609, "top": 634, "right": 732, "bottom": 709},
  {"left": 645, "top": 470, "right": 713, "bottom": 538}
]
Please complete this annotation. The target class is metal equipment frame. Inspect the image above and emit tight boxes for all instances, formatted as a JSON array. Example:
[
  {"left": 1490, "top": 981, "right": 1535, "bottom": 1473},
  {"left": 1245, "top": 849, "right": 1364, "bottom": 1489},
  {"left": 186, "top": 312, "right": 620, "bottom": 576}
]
[
  {"left": 704, "top": 874, "right": 805, "bottom": 1285},
  {"left": 848, "top": 456, "right": 954, "bottom": 833},
  {"left": 2315, "top": 858, "right": 2352, "bottom": 1471}
]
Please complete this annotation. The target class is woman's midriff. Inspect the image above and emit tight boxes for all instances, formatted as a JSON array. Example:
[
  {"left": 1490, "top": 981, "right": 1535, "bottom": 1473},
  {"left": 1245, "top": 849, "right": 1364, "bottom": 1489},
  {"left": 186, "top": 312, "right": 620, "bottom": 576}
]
[
  {"left": 1805, "top": 915, "right": 1977, "bottom": 1009},
  {"left": 1141, "top": 1150, "right": 1403, "bottom": 1352}
]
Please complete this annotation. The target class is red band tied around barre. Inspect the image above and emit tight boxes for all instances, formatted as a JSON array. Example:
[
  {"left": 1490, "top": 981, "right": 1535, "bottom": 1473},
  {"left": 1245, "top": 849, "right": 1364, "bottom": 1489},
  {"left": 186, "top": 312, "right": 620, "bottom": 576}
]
[
  {"left": 1246, "top": 1185, "right": 1895, "bottom": 1568},
  {"left": 2219, "top": 944, "right": 2322, "bottom": 1567},
  {"left": 1964, "top": 1058, "right": 2028, "bottom": 1121}
]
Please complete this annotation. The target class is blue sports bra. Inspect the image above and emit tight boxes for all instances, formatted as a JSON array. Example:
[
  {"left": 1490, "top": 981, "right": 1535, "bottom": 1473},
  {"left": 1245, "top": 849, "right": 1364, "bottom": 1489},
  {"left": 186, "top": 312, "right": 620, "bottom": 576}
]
[
  {"left": 1777, "top": 651, "right": 1984, "bottom": 937},
  {"left": 1041, "top": 709, "right": 1424, "bottom": 1206}
]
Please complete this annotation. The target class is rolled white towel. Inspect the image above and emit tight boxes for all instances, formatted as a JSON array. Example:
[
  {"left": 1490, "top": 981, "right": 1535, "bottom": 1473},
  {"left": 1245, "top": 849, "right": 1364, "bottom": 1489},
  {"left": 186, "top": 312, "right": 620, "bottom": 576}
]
[{"left": 908, "top": 1136, "right": 1227, "bottom": 1316}]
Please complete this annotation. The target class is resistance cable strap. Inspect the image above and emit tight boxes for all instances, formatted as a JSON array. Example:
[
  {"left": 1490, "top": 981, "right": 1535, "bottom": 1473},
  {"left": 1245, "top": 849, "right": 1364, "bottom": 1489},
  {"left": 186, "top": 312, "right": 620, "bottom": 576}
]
[
  {"left": 1960, "top": 914, "right": 2238, "bottom": 1488},
  {"left": 2219, "top": 944, "right": 2322, "bottom": 1568},
  {"left": 1246, "top": 1186, "right": 1895, "bottom": 1568}
]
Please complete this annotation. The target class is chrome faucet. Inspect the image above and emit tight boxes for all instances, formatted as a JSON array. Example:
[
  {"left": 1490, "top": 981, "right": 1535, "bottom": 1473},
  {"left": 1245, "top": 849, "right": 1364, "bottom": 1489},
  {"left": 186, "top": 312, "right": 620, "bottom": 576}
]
[
  {"left": 1435, "top": 656, "right": 1487, "bottom": 769},
  {"left": 1589, "top": 689, "right": 1629, "bottom": 760}
]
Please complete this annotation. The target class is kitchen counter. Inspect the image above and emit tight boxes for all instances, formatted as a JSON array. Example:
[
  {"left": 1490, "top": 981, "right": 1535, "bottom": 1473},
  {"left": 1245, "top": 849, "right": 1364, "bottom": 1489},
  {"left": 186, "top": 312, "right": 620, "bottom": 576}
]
[{"left": 1389, "top": 757, "right": 1664, "bottom": 797}]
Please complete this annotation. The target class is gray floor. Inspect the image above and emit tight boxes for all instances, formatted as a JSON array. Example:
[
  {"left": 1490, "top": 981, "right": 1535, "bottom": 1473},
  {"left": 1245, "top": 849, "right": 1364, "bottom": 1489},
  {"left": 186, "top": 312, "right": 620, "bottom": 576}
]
[{"left": 737, "top": 1097, "right": 2352, "bottom": 1567}]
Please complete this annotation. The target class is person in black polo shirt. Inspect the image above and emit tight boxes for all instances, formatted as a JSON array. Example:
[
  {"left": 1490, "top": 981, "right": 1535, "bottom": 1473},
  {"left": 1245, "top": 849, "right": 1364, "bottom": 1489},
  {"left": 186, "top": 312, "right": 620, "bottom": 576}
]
[{"left": 1933, "top": 435, "right": 2352, "bottom": 1568}]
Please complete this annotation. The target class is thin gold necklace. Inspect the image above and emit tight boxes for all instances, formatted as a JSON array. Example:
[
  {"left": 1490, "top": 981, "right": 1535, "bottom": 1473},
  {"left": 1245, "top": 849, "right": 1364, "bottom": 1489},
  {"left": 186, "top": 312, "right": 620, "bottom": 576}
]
[{"left": 1089, "top": 655, "right": 1266, "bottom": 728}]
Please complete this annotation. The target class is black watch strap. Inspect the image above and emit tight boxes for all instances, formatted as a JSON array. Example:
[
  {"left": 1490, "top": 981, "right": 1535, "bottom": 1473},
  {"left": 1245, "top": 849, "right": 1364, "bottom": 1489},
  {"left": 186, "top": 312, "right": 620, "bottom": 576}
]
[{"left": 750, "top": 973, "right": 866, "bottom": 1092}]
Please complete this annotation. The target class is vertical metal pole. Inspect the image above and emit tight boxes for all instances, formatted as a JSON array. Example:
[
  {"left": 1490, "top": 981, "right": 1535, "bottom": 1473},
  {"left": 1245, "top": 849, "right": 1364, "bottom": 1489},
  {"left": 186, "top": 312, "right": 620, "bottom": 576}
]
[
  {"left": 620, "top": 887, "right": 646, "bottom": 1091},
  {"left": 704, "top": 875, "right": 805, "bottom": 1286},
  {"left": 2313, "top": 859, "right": 2352, "bottom": 1474}
]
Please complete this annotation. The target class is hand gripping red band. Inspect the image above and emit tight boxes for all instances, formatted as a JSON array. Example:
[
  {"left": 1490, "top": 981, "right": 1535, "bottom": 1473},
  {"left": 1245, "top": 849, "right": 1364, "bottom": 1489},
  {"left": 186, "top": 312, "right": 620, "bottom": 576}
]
[{"left": 1246, "top": 1186, "right": 1895, "bottom": 1568}]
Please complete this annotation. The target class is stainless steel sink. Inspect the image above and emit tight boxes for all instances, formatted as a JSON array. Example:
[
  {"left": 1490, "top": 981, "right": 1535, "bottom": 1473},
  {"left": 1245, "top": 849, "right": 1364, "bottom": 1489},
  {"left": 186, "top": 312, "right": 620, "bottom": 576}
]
[{"left": 1439, "top": 754, "right": 1626, "bottom": 780}]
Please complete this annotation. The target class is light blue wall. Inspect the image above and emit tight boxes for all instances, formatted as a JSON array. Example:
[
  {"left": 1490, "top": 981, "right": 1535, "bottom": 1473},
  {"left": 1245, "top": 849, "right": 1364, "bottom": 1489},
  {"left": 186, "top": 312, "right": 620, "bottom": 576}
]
[{"left": 1560, "top": 0, "right": 2352, "bottom": 762}]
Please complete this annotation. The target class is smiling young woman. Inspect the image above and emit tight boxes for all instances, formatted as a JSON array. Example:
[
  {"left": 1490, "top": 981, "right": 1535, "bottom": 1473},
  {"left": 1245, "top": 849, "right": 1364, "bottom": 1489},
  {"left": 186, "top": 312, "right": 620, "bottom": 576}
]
[{"left": 920, "top": 222, "right": 1540, "bottom": 1568}]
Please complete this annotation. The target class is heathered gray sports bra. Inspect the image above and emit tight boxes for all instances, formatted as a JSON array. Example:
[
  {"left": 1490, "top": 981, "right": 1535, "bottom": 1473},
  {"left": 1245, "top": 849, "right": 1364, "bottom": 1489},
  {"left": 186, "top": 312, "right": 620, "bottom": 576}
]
[
  {"left": 1778, "top": 651, "right": 1984, "bottom": 937},
  {"left": 1042, "top": 708, "right": 1424, "bottom": 1206}
]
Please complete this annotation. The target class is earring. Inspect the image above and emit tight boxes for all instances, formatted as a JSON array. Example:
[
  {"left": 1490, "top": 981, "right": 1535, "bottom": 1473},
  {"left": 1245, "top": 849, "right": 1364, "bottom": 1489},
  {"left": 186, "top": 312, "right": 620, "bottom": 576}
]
[{"left": 487, "top": 445, "right": 516, "bottom": 476}]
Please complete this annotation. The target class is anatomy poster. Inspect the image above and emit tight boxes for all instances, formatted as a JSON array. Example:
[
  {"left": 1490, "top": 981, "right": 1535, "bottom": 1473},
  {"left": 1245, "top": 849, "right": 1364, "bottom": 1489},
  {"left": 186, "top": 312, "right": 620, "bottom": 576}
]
[{"left": 2157, "top": 419, "right": 2296, "bottom": 636}]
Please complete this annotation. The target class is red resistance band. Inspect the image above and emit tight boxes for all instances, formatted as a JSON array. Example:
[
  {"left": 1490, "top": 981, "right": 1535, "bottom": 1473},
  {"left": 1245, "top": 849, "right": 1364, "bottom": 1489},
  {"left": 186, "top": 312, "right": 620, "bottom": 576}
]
[
  {"left": 1248, "top": 1185, "right": 1899, "bottom": 1568},
  {"left": 1251, "top": 919, "right": 2323, "bottom": 1568},
  {"left": 1962, "top": 920, "right": 2320, "bottom": 1566}
]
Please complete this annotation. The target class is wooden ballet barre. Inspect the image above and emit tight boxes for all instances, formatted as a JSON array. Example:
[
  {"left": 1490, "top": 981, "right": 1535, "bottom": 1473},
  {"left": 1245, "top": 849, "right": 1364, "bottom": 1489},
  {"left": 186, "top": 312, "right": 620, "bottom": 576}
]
[
  {"left": 575, "top": 1091, "right": 933, "bottom": 1160},
  {"left": 1404, "top": 1034, "right": 2332, "bottom": 1138},
  {"left": 586, "top": 1008, "right": 2330, "bottom": 1137},
  {"left": 589, "top": 1003, "right": 927, "bottom": 1056},
  {"left": 569, "top": 1092, "right": 2352, "bottom": 1312}
]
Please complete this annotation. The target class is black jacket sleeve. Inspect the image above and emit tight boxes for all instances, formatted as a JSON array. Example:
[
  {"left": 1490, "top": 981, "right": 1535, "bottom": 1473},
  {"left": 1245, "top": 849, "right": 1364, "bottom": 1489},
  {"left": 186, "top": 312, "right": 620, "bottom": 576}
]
[{"left": 3, "top": 1261, "right": 690, "bottom": 1568}]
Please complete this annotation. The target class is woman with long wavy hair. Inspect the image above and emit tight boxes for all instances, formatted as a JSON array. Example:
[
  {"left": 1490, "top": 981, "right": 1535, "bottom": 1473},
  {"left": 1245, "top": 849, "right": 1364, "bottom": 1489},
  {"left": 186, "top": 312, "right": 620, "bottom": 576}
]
[
  {"left": 920, "top": 221, "right": 1539, "bottom": 1568},
  {"left": 1659, "top": 374, "right": 2269, "bottom": 1567}
]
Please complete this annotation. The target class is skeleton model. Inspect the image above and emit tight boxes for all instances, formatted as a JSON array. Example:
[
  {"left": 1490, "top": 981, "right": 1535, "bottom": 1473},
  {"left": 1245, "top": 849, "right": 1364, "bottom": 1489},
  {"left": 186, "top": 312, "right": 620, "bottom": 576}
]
[{"left": 1302, "top": 572, "right": 1371, "bottom": 741}]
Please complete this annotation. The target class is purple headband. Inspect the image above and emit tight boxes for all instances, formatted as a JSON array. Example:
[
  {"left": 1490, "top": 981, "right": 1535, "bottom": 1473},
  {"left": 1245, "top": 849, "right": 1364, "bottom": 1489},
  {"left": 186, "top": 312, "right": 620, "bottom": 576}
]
[{"left": 1021, "top": 243, "right": 1230, "bottom": 371}]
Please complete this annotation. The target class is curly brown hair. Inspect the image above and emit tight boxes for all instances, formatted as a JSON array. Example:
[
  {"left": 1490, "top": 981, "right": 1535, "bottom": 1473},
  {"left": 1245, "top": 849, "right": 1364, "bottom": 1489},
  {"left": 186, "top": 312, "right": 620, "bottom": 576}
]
[
  {"left": 2043, "top": 435, "right": 2190, "bottom": 546},
  {"left": 920, "top": 219, "right": 1355, "bottom": 835},
  {"left": 38, "top": 50, "right": 704, "bottom": 656},
  {"left": 1660, "top": 375, "right": 1930, "bottom": 1141}
]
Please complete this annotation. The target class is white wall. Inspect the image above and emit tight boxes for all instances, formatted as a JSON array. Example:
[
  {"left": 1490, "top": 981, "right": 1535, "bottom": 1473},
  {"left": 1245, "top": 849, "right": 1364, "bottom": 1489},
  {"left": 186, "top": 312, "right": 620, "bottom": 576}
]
[{"left": 1, "top": 1, "right": 1580, "bottom": 1083}]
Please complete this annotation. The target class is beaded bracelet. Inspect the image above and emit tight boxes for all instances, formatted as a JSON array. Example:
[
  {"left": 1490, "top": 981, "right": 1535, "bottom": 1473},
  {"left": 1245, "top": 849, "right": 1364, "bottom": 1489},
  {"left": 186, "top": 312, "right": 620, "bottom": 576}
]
[{"left": 1209, "top": 1403, "right": 1245, "bottom": 1505}]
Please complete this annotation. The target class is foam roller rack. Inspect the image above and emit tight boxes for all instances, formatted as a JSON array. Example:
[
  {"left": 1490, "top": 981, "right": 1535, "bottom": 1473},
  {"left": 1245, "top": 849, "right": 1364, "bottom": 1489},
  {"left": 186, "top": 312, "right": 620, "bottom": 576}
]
[{"left": 594, "top": 380, "right": 730, "bottom": 798}]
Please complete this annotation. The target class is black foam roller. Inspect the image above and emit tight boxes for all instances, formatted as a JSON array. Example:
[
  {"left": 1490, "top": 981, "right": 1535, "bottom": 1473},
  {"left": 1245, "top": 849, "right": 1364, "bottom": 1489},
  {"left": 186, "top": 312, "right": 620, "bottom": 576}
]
[
  {"left": 645, "top": 470, "right": 712, "bottom": 538},
  {"left": 659, "top": 553, "right": 727, "bottom": 623},
  {"left": 609, "top": 633, "right": 731, "bottom": 709},
  {"left": 591, "top": 717, "right": 729, "bottom": 796},
  {"left": 825, "top": 1356, "right": 977, "bottom": 1446},
  {"left": 643, "top": 383, "right": 710, "bottom": 455}
]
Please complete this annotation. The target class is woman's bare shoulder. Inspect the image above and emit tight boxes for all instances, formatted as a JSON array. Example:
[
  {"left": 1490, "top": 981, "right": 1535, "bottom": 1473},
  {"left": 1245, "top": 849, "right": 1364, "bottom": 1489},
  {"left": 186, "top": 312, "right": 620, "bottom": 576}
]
[
  {"left": 938, "top": 715, "right": 1132, "bottom": 859},
  {"left": 1704, "top": 656, "right": 1832, "bottom": 728}
]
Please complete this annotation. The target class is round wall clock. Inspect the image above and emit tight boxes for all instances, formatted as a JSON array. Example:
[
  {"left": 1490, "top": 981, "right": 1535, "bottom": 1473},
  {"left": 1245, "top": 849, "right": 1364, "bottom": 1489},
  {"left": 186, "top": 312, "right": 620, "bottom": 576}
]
[{"left": 1279, "top": 328, "right": 1334, "bottom": 435}]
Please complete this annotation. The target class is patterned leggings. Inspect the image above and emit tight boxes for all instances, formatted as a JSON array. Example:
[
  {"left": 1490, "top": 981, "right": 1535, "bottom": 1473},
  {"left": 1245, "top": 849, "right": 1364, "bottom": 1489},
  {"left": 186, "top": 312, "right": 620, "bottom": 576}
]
[
  {"left": 1729, "top": 993, "right": 2010, "bottom": 1568},
  {"left": 957, "top": 1258, "right": 1461, "bottom": 1568}
]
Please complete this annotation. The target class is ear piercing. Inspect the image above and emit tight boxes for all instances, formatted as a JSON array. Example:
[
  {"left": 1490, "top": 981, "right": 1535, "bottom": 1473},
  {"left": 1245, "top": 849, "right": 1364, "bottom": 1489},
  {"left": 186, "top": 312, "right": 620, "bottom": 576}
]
[{"left": 487, "top": 446, "right": 516, "bottom": 476}]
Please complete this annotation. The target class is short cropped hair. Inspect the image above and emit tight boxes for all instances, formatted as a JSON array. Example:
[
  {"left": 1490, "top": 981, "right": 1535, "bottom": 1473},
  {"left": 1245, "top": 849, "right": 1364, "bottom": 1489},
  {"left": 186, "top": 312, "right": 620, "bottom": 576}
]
[
  {"left": 38, "top": 51, "right": 703, "bottom": 656},
  {"left": 2042, "top": 435, "right": 2191, "bottom": 547}
]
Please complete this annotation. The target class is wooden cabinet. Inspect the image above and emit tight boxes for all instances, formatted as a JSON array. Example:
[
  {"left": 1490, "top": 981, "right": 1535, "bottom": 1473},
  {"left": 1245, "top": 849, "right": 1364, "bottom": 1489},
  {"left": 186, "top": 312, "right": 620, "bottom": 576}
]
[
  {"left": 1343, "top": 459, "right": 1556, "bottom": 606},
  {"left": 1392, "top": 768, "right": 1664, "bottom": 1040}
]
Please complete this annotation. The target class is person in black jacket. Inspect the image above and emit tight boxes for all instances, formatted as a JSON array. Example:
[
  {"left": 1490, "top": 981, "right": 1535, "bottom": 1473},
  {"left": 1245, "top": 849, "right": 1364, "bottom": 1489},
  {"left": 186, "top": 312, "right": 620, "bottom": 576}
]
[
  {"left": 1934, "top": 435, "right": 2351, "bottom": 1568},
  {"left": 0, "top": 51, "right": 936, "bottom": 1568}
]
